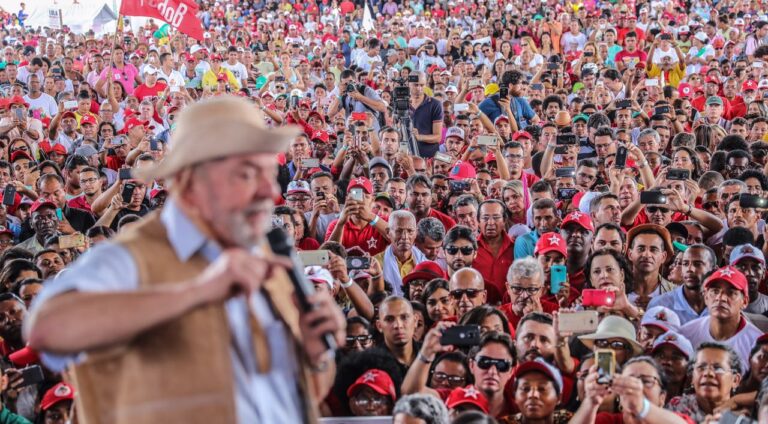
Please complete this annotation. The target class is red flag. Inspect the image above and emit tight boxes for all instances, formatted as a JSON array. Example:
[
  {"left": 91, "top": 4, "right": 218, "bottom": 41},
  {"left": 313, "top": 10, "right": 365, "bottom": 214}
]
[{"left": 120, "top": 0, "right": 204, "bottom": 41}]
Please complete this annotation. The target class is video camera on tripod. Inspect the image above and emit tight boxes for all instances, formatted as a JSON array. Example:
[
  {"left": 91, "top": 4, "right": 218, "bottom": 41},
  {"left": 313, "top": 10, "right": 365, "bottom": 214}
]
[{"left": 392, "top": 75, "right": 421, "bottom": 156}]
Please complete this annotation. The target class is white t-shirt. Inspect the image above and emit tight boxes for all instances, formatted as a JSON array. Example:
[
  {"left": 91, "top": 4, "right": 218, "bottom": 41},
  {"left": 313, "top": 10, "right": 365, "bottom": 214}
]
[
  {"left": 24, "top": 93, "right": 57, "bottom": 119},
  {"left": 561, "top": 32, "right": 587, "bottom": 52},
  {"left": 220, "top": 61, "right": 249, "bottom": 83},
  {"left": 156, "top": 68, "right": 185, "bottom": 88},
  {"left": 680, "top": 315, "right": 762, "bottom": 371}
]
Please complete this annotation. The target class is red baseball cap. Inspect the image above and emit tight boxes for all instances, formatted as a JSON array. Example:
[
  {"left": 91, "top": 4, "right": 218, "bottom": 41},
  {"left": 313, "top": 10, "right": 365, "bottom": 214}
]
[
  {"left": 449, "top": 160, "right": 477, "bottom": 180},
  {"left": 149, "top": 188, "right": 167, "bottom": 200},
  {"left": 402, "top": 261, "right": 448, "bottom": 285},
  {"left": 210, "top": 53, "right": 223, "bottom": 61},
  {"left": 347, "top": 176, "right": 373, "bottom": 194},
  {"left": 512, "top": 131, "right": 532, "bottom": 141},
  {"left": 514, "top": 358, "right": 563, "bottom": 396},
  {"left": 743, "top": 80, "right": 758, "bottom": 91},
  {"left": 7, "top": 96, "right": 28, "bottom": 108},
  {"left": 30, "top": 200, "right": 57, "bottom": 214},
  {"left": 216, "top": 72, "right": 228, "bottom": 82},
  {"left": 310, "top": 129, "right": 329, "bottom": 144},
  {"left": 80, "top": 114, "right": 97, "bottom": 126},
  {"left": 10, "top": 150, "right": 33, "bottom": 163},
  {"left": 0, "top": 225, "right": 12, "bottom": 237},
  {"left": 561, "top": 211, "right": 594, "bottom": 232},
  {"left": 445, "top": 385, "right": 489, "bottom": 413},
  {"left": 705, "top": 76, "right": 720, "bottom": 85},
  {"left": 42, "top": 143, "right": 67, "bottom": 156},
  {"left": 534, "top": 232, "right": 567, "bottom": 257},
  {"left": 346, "top": 369, "right": 396, "bottom": 401},
  {"left": 677, "top": 83, "right": 693, "bottom": 98},
  {"left": 41, "top": 382, "right": 75, "bottom": 411},
  {"left": 123, "top": 118, "right": 148, "bottom": 133},
  {"left": 8, "top": 346, "right": 39, "bottom": 367},
  {"left": 703, "top": 266, "right": 749, "bottom": 300},
  {"left": 484, "top": 151, "right": 496, "bottom": 163}
]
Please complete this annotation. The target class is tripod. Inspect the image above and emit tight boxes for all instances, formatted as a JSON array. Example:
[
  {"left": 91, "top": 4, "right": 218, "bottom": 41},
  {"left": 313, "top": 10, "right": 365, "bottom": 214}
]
[{"left": 393, "top": 111, "right": 421, "bottom": 157}]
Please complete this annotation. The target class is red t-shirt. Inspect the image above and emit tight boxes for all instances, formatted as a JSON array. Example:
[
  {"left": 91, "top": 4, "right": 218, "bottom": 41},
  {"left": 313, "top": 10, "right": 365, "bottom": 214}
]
[
  {"left": 325, "top": 218, "right": 389, "bottom": 256},
  {"left": 498, "top": 300, "right": 560, "bottom": 332},
  {"left": 425, "top": 208, "right": 456, "bottom": 231},
  {"left": 472, "top": 234, "right": 515, "bottom": 305},
  {"left": 339, "top": 0, "right": 355, "bottom": 14},
  {"left": 133, "top": 82, "right": 168, "bottom": 102},
  {"left": 614, "top": 49, "right": 648, "bottom": 69},
  {"left": 105, "top": 155, "right": 125, "bottom": 171}
]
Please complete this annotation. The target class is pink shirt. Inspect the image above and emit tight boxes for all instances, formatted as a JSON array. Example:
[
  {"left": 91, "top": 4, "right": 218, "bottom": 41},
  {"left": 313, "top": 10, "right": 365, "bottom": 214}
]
[{"left": 99, "top": 64, "right": 139, "bottom": 95}]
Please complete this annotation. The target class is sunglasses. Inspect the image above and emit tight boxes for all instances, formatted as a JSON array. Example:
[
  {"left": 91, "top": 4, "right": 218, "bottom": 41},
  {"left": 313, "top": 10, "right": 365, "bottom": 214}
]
[
  {"left": 595, "top": 339, "right": 630, "bottom": 350},
  {"left": 475, "top": 356, "right": 513, "bottom": 373},
  {"left": 446, "top": 245, "right": 474, "bottom": 255},
  {"left": 345, "top": 335, "right": 372, "bottom": 346},
  {"left": 451, "top": 289, "right": 482, "bottom": 299},
  {"left": 646, "top": 206, "right": 670, "bottom": 214}
]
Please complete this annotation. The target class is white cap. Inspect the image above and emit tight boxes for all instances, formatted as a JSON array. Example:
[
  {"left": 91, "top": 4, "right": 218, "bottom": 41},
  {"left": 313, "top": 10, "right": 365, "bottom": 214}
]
[
  {"left": 694, "top": 32, "right": 708, "bottom": 43},
  {"left": 143, "top": 65, "right": 158, "bottom": 75},
  {"left": 190, "top": 45, "right": 205, "bottom": 55},
  {"left": 641, "top": 306, "right": 681, "bottom": 332}
]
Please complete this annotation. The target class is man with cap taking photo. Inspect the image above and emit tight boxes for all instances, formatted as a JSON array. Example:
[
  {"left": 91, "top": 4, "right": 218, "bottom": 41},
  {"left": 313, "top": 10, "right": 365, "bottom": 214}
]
[{"left": 25, "top": 96, "right": 346, "bottom": 424}]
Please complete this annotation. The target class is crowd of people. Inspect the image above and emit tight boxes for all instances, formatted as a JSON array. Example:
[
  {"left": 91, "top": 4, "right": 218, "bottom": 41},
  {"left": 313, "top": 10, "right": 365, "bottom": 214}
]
[{"left": 0, "top": 0, "right": 768, "bottom": 422}]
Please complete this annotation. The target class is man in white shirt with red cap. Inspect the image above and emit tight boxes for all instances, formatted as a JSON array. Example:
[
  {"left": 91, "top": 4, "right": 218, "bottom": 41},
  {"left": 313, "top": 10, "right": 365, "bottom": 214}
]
[{"left": 680, "top": 266, "right": 762, "bottom": 370}]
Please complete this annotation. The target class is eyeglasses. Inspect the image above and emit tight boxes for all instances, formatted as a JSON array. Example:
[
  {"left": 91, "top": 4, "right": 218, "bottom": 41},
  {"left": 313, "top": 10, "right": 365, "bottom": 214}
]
[
  {"left": 507, "top": 285, "right": 541, "bottom": 295},
  {"left": 694, "top": 363, "right": 732, "bottom": 375},
  {"left": 346, "top": 335, "right": 373, "bottom": 347},
  {"left": 480, "top": 215, "right": 504, "bottom": 222},
  {"left": 446, "top": 245, "right": 474, "bottom": 255},
  {"left": 432, "top": 372, "right": 466, "bottom": 386},
  {"left": 475, "top": 356, "right": 513, "bottom": 372},
  {"left": 450, "top": 289, "right": 482, "bottom": 299},
  {"left": 595, "top": 339, "right": 630, "bottom": 350},
  {"left": 631, "top": 375, "right": 661, "bottom": 388},
  {"left": 352, "top": 395, "right": 389, "bottom": 407},
  {"left": 646, "top": 206, "right": 670, "bottom": 214}
]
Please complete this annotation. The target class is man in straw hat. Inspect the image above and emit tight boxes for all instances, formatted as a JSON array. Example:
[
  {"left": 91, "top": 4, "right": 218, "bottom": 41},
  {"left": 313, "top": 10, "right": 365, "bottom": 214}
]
[{"left": 25, "top": 95, "right": 346, "bottom": 424}]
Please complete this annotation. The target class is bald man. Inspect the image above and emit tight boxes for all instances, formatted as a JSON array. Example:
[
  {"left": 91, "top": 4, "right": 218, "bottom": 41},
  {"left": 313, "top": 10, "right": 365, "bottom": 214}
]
[{"left": 449, "top": 267, "right": 487, "bottom": 317}]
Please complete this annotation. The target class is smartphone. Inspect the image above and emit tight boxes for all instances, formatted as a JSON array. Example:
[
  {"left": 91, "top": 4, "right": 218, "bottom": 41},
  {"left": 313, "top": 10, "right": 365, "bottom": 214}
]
[
  {"left": 555, "top": 167, "right": 576, "bottom": 178},
  {"left": 556, "top": 134, "right": 578, "bottom": 145},
  {"left": 399, "top": 141, "right": 411, "bottom": 154},
  {"left": 119, "top": 168, "right": 132, "bottom": 180},
  {"left": 531, "top": 83, "right": 544, "bottom": 90},
  {"left": 274, "top": 75, "right": 285, "bottom": 82},
  {"left": 498, "top": 86, "right": 509, "bottom": 99},
  {"left": 554, "top": 146, "right": 568, "bottom": 154},
  {"left": 667, "top": 168, "right": 691, "bottom": 180},
  {"left": 149, "top": 138, "right": 159, "bottom": 151},
  {"left": 63, "top": 100, "right": 78, "bottom": 110},
  {"left": 14, "top": 108, "right": 23, "bottom": 121},
  {"left": 616, "top": 99, "right": 632, "bottom": 109},
  {"left": 301, "top": 158, "right": 320, "bottom": 168},
  {"left": 640, "top": 190, "right": 667, "bottom": 204},
  {"left": 584, "top": 51, "right": 594, "bottom": 57},
  {"left": 440, "top": 325, "right": 481, "bottom": 347},
  {"left": 469, "top": 78, "right": 481, "bottom": 87},
  {"left": 559, "top": 187, "right": 580, "bottom": 200},
  {"left": 2, "top": 185, "right": 15, "bottom": 206},
  {"left": 654, "top": 105, "right": 671, "bottom": 115},
  {"left": 550, "top": 264, "right": 567, "bottom": 294},
  {"left": 615, "top": 146, "right": 628, "bottom": 169},
  {"left": 645, "top": 79, "right": 659, "bottom": 87},
  {"left": 557, "top": 310, "right": 599, "bottom": 334},
  {"left": 59, "top": 233, "right": 86, "bottom": 249},
  {"left": 434, "top": 152, "right": 453, "bottom": 164},
  {"left": 582, "top": 289, "right": 616, "bottom": 307},
  {"left": 547, "top": 62, "right": 559, "bottom": 70},
  {"left": 17, "top": 365, "right": 44, "bottom": 389},
  {"left": 346, "top": 256, "right": 371, "bottom": 270},
  {"left": 739, "top": 193, "right": 768, "bottom": 209},
  {"left": 717, "top": 410, "right": 757, "bottom": 424},
  {"left": 477, "top": 135, "right": 497, "bottom": 146},
  {"left": 297, "top": 250, "right": 330, "bottom": 266},
  {"left": 349, "top": 187, "right": 364, "bottom": 201},
  {"left": 351, "top": 112, "right": 367, "bottom": 121},
  {"left": 449, "top": 180, "right": 470, "bottom": 192},
  {"left": 596, "top": 349, "right": 616, "bottom": 384},
  {"left": 121, "top": 183, "right": 136, "bottom": 204},
  {"left": 454, "top": 103, "right": 469, "bottom": 113}
]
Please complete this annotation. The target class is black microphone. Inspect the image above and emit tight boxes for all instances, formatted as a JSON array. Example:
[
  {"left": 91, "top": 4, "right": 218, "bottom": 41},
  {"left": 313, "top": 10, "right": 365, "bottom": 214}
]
[{"left": 266, "top": 227, "right": 337, "bottom": 352}]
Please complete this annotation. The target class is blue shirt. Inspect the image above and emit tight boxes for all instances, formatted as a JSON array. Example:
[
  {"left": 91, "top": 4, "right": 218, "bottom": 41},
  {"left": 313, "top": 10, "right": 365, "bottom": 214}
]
[
  {"left": 33, "top": 200, "right": 304, "bottom": 424},
  {"left": 479, "top": 95, "right": 535, "bottom": 128},
  {"left": 514, "top": 230, "right": 540, "bottom": 259},
  {"left": 647, "top": 286, "right": 709, "bottom": 325}
]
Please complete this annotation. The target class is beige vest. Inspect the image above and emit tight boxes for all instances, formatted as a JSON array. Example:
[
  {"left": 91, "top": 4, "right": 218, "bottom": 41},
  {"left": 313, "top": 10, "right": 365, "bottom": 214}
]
[{"left": 70, "top": 212, "right": 318, "bottom": 424}]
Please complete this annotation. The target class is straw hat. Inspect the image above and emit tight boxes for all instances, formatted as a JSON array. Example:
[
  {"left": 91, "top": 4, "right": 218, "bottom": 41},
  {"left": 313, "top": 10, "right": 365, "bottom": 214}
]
[
  {"left": 578, "top": 315, "right": 644, "bottom": 355},
  {"left": 135, "top": 95, "right": 301, "bottom": 181}
]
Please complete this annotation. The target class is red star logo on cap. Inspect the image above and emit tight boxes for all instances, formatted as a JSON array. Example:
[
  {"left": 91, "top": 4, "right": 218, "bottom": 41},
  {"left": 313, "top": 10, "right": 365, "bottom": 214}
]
[
  {"left": 663, "top": 334, "right": 677, "bottom": 342},
  {"left": 742, "top": 246, "right": 755, "bottom": 254},
  {"left": 54, "top": 385, "right": 72, "bottom": 397},
  {"left": 570, "top": 211, "right": 583, "bottom": 219},
  {"left": 719, "top": 267, "right": 735, "bottom": 277},
  {"left": 463, "top": 386, "right": 480, "bottom": 399},
  {"left": 547, "top": 235, "right": 561, "bottom": 245},
  {"left": 362, "top": 371, "right": 378, "bottom": 382},
  {"left": 355, "top": 177, "right": 367, "bottom": 185},
  {"left": 655, "top": 311, "right": 667, "bottom": 321}
]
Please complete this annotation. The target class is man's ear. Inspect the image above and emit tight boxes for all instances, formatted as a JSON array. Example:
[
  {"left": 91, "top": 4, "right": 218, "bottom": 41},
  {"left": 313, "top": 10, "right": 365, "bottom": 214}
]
[{"left": 0, "top": 372, "right": 8, "bottom": 392}]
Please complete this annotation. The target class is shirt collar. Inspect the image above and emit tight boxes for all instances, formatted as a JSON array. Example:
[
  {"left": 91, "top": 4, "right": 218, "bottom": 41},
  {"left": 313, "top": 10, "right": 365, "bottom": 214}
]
[{"left": 161, "top": 198, "right": 209, "bottom": 262}]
